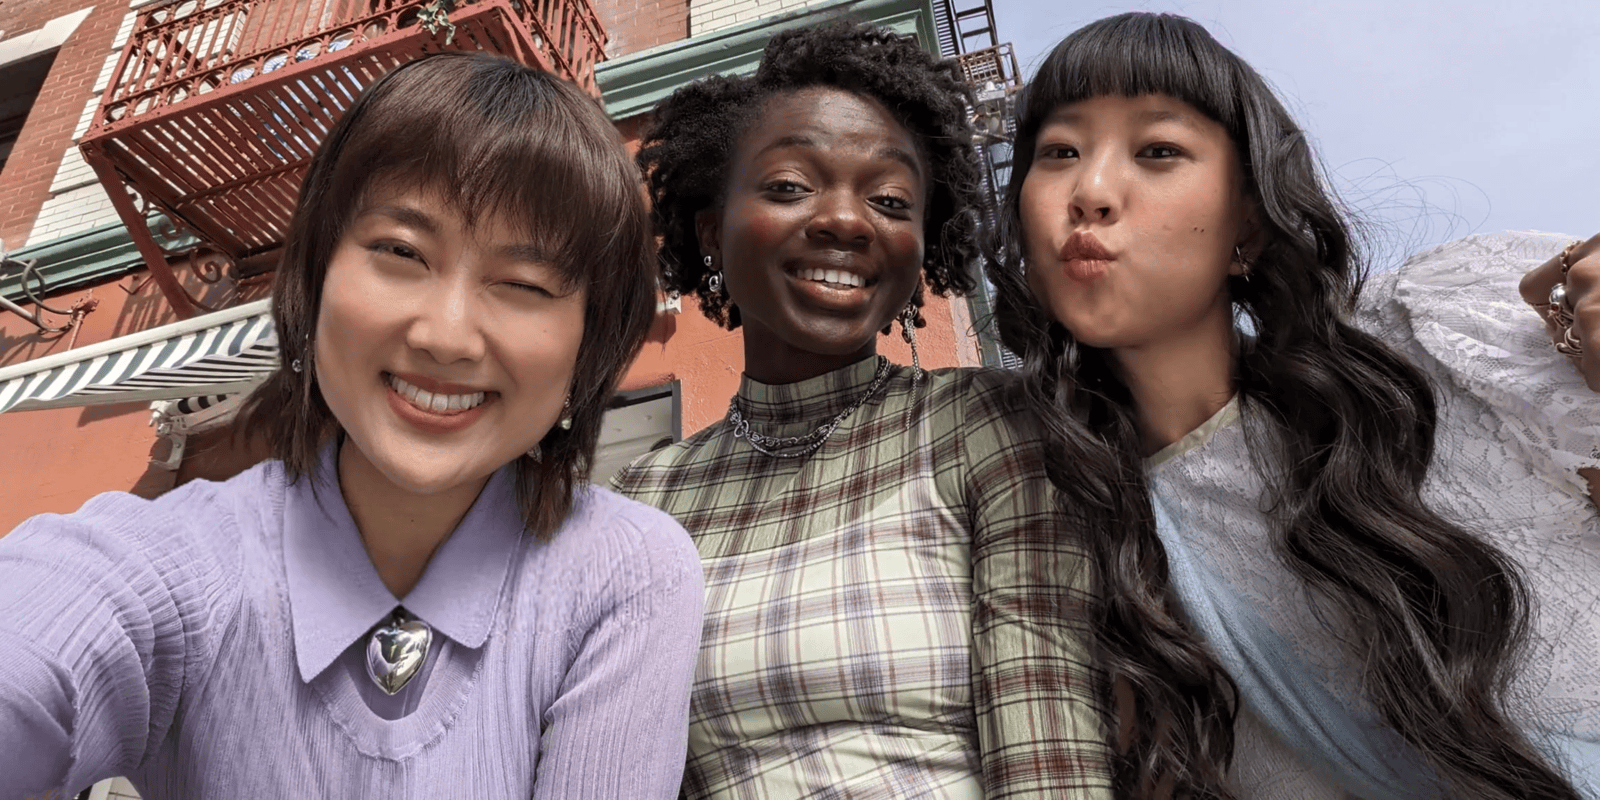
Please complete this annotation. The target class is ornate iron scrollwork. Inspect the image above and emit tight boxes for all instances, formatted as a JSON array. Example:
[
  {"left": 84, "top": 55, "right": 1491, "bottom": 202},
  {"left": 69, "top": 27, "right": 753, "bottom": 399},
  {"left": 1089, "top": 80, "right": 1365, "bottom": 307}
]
[
  {"left": 0, "top": 240, "right": 77, "bottom": 334},
  {"left": 417, "top": 0, "right": 459, "bottom": 45}
]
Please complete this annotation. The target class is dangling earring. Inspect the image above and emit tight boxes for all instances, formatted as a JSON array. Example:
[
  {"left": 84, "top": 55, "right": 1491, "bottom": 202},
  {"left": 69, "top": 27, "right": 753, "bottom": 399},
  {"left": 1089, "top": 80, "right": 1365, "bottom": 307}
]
[
  {"left": 899, "top": 302, "right": 923, "bottom": 429},
  {"left": 704, "top": 255, "right": 727, "bottom": 297},
  {"left": 1234, "top": 245, "right": 1253, "bottom": 282},
  {"left": 290, "top": 335, "right": 310, "bottom": 374},
  {"left": 899, "top": 303, "right": 922, "bottom": 371},
  {"left": 527, "top": 444, "right": 542, "bottom": 463},
  {"left": 558, "top": 395, "right": 572, "bottom": 431}
]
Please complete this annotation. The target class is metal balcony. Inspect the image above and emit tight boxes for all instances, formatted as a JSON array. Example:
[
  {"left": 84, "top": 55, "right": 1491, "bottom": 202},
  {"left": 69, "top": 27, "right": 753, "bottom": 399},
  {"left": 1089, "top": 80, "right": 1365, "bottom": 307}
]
[{"left": 79, "top": 0, "right": 607, "bottom": 317}]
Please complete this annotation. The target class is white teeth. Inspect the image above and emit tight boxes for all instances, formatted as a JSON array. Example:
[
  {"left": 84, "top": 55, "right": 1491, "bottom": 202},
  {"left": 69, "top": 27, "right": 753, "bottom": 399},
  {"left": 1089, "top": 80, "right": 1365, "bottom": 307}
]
[
  {"left": 387, "top": 374, "right": 487, "bottom": 414},
  {"left": 798, "top": 268, "right": 864, "bottom": 288}
]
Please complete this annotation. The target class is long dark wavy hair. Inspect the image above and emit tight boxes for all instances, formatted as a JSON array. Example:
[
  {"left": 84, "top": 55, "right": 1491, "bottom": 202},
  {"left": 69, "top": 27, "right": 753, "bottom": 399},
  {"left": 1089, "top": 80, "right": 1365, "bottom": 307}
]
[
  {"left": 636, "top": 18, "right": 986, "bottom": 330},
  {"left": 987, "top": 13, "right": 1579, "bottom": 799}
]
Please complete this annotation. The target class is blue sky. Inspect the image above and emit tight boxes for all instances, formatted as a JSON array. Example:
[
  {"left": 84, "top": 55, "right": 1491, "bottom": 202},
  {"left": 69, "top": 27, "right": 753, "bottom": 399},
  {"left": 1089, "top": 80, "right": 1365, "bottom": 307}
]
[{"left": 990, "top": 0, "right": 1600, "bottom": 266}]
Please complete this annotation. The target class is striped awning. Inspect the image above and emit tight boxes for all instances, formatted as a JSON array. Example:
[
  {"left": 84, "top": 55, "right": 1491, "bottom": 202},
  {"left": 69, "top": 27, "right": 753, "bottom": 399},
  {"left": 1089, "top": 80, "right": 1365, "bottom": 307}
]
[{"left": 0, "top": 299, "right": 277, "bottom": 413}]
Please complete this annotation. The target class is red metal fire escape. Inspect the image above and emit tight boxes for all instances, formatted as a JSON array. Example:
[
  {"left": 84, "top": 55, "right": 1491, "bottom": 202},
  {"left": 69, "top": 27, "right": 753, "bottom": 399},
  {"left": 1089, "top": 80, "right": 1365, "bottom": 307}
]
[{"left": 79, "top": 0, "right": 608, "bottom": 318}]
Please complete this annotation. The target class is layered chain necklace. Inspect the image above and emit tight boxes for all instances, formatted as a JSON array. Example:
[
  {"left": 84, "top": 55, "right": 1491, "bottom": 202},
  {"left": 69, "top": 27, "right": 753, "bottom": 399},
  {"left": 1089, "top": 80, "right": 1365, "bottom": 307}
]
[{"left": 727, "top": 356, "right": 893, "bottom": 458}]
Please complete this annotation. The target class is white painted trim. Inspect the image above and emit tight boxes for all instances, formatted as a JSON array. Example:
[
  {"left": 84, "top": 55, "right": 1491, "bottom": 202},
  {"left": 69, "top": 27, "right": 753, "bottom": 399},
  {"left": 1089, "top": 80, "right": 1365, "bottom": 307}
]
[{"left": 0, "top": 8, "right": 92, "bottom": 70}]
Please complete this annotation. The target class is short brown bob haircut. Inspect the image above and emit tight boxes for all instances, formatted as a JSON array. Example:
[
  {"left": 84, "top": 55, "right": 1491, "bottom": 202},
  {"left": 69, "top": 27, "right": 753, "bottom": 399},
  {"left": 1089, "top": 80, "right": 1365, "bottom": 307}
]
[{"left": 240, "top": 52, "right": 657, "bottom": 537}]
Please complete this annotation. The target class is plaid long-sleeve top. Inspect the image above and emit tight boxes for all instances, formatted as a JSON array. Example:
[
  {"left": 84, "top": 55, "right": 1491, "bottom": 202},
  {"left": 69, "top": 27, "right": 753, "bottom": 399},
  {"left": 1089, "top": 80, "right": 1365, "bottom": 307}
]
[{"left": 612, "top": 357, "right": 1112, "bottom": 799}]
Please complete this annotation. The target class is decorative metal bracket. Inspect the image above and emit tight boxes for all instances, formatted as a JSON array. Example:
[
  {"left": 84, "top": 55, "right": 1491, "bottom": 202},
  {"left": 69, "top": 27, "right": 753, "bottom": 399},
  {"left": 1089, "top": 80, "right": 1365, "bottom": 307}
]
[{"left": 0, "top": 240, "right": 79, "bottom": 334}]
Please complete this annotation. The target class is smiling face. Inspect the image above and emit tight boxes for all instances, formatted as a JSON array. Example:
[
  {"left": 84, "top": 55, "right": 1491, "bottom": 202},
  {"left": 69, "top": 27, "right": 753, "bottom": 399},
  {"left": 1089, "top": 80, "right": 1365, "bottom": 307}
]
[
  {"left": 314, "top": 185, "right": 586, "bottom": 497},
  {"left": 699, "top": 86, "right": 927, "bottom": 383},
  {"left": 1020, "top": 93, "right": 1252, "bottom": 352}
]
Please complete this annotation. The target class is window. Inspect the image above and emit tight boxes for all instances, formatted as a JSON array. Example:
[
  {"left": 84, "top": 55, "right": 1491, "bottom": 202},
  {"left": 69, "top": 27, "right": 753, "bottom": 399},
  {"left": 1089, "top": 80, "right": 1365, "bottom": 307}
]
[{"left": 0, "top": 50, "right": 59, "bottom": 174}]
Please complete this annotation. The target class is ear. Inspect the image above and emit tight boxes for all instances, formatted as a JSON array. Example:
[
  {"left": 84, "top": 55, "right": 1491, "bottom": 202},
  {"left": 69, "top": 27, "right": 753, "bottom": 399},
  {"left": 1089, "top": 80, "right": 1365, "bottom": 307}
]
[
  {"left": 695, "top": 208, "right": 722, "bottom": 269},
  {"left": 1230, "top": 198, "right": 1265, "bottom": 276}
]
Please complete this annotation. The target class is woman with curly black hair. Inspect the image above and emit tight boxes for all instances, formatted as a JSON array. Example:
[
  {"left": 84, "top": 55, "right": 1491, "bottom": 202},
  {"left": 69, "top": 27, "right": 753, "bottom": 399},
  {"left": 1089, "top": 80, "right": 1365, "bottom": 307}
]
[
  {"left": 614, "top": 19, "right": 1111, "bottom": 799},
  {"left": 988, "top": 11, "right": 1598, "bottom": 800}
]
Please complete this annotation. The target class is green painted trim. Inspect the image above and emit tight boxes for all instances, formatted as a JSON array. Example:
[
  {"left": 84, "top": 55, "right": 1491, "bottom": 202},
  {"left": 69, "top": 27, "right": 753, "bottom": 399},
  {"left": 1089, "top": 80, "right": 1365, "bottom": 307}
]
[
  {"left": 1, "top": 217, "right": 191, "bottom": 305},
  {"left": 595, "top": 0, "right": 937, "bottom": 121}
]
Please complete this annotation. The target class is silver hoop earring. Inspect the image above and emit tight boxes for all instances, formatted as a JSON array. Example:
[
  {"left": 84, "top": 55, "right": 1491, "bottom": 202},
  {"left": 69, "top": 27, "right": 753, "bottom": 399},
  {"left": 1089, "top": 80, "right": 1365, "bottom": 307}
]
[
  {"left": 1234, "top": 245, "right": 1253, "bottom": 281},
  {"left": 707, "top": 270, "right": 724, "bottom": 296},
  {"left": 290, "top": 358, "right": 303, "bottom": 374}
]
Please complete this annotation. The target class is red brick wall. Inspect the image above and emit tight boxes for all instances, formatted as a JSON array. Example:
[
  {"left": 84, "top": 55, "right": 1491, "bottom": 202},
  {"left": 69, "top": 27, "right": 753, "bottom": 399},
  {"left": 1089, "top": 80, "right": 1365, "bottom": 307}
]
[
  {"left": 0, "top": 0, "right": 125, "bottom": 247},
  {"left": 592, "top": 0, "right": 688, "bottom": 58}
]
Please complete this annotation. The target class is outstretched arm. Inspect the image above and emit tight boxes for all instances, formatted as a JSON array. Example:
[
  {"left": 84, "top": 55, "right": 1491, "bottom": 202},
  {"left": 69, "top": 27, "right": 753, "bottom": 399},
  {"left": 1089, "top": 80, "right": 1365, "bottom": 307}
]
[{"left": 0, "top": 488, "right": 230, "bottom": 799}]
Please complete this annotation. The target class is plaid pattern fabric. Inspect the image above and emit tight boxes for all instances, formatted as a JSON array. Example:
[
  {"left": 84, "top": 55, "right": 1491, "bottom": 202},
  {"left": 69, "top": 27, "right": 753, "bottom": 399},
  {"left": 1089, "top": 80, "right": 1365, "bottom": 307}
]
[{"left": 612, "top": 358, "right": 1112, "bottom": 799}]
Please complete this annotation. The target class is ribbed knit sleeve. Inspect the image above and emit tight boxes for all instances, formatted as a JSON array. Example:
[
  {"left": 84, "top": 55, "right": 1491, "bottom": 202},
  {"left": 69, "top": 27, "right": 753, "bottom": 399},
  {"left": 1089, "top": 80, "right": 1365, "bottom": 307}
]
[
  {"left": 0, "top": 480, "right": 244, "bottom": 799},
  {"left": 531, "top": 497, "right": 705, "bottom": 800}
]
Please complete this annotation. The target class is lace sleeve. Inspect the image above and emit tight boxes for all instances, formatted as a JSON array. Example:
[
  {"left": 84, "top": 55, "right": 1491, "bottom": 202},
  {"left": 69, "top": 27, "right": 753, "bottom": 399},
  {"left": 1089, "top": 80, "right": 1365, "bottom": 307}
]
[
  {"left": 1355, "top": 231, "right": 1600, "bottom": 499},
  {"left": 1355, "top": 232, "right": 1600, "bottom": 794}
]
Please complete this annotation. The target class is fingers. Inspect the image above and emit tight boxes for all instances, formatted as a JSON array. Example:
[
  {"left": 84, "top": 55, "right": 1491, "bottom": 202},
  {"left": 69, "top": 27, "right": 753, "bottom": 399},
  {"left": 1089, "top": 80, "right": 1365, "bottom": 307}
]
[{"left": 1564, "top": 238, "right": 1600, "bottom": 389}]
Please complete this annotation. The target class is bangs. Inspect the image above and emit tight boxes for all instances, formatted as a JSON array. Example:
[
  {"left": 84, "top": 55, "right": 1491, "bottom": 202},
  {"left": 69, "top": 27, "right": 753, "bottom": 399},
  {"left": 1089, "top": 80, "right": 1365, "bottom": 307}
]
[
  {"left": 327, "top": 55, "right": 638, "bottom": 291},
  {"left": 1019, "top": 13, "right": 1247, "bottom": 141}
]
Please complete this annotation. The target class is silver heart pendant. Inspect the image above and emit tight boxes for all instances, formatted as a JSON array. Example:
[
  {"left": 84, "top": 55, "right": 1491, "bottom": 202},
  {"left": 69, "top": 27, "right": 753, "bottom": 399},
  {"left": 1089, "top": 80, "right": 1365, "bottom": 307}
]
[{"left": 365, "top": 610, "right": 433, "bottom": 696}]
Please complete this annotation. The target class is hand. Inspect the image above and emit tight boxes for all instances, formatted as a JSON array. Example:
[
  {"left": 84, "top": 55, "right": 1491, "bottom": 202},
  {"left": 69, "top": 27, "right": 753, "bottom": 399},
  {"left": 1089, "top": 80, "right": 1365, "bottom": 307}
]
[{"left": 1520, "top": 233, "right": 1600, "bottom": 390}]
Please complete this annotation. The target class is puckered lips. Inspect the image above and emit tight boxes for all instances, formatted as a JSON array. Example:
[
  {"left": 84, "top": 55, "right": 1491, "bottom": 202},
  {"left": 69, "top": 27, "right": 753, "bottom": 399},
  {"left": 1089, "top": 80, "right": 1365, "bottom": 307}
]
[
  {"left": 785, "top": 252, "right": 878, "bottom": 311},
  {"left": 384, "top": 371, "right": 494, "bottom": 434},
  {"left": 1058, "top": 231, "right": 1115, "bottom": 282}
]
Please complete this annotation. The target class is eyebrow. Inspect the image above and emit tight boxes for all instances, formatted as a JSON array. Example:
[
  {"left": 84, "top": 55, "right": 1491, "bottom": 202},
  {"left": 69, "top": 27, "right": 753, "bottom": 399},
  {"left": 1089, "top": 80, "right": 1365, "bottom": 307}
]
[
  {"left": 493, "top": 242, "right": 557, "bottom": 265},
  {"left": 366, "top": 205, "right": 439, "bottom": 234},
  {"left": 756, "top": 135, "right": 924, "bottom": 180}
]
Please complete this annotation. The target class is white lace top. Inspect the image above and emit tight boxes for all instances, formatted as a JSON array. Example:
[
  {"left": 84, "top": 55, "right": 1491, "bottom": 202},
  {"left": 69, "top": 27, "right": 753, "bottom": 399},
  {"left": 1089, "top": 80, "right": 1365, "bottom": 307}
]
[{"left": 1149, "top": 232, "right": 1600, "bottom": 799}]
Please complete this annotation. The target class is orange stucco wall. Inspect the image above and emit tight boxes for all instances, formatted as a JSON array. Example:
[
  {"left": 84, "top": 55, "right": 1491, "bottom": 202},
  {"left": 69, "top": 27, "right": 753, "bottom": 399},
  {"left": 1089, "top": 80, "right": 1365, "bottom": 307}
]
[{"left": 0, "top": 268, "right": 246, "bottom": 533}]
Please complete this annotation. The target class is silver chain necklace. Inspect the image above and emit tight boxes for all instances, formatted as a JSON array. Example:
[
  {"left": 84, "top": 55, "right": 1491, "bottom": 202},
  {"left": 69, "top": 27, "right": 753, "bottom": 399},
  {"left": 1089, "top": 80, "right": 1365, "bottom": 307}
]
[{"left": 727, "top": 357, "right": 893, "bottom": 458}]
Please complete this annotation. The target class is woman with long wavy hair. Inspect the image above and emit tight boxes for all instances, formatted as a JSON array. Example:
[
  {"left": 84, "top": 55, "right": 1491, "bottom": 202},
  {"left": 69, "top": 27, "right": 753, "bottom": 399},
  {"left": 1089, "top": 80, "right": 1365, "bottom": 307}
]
[{"left": 986, "top": 11, "right": 1599, "bottom": 799}]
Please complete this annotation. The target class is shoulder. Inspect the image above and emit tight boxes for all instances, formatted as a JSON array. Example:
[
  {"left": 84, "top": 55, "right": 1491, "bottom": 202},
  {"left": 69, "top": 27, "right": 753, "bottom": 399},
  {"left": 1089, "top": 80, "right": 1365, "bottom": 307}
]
[
  {"left": 918, "top": 366, "right": 1026, "bottom": 416},
  {"left": 608, "top": 421, "right": 731, "bottom": 498},
  {"left": 7, "top": 459, "right": 283, "bottom": 562},
  {"left": 1356, "top": 231, "right": 1571, "bottom": 331},
  {"left": 915, "top": 366, "right": 1037, "bottom": 448},
  {"left": 541, "top": 485, "right": 702, "bottom": 604}
]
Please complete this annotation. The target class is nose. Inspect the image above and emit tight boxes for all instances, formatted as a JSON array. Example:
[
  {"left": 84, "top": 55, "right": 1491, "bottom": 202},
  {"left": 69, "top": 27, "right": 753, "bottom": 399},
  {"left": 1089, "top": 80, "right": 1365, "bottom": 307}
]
[
  {"left": 405, "top": 270, "right": 487, "bottom": 366},
  {"left": 1069, "top": 150, "right": 1121, "bottom": 225},
  {"left": 805, "top": 188, "right": 875, "bottom": 246}
]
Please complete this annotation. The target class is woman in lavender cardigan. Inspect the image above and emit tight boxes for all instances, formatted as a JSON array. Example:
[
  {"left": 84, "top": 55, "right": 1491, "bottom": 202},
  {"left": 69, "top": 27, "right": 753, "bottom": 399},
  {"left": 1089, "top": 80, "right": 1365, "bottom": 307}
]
[{"left": 0, "top": 52, "right": 703, "bottom": 799}]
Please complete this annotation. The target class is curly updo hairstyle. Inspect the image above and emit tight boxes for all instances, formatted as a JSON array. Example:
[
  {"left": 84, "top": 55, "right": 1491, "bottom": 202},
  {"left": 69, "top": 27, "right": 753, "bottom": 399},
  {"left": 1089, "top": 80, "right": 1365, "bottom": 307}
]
[{"left": 637, "top": 18, "right": 987, "bottom": 329}]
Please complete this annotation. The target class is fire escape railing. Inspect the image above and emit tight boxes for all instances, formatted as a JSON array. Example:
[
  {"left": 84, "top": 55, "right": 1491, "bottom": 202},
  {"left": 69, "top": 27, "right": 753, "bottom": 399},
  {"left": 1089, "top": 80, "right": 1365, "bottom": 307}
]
[
  {"left": 81, "top": 0, "right": 606, "bottom": 318},
  {"left": 943, "top": 1, "right": 1023, "bottom": 369}
]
